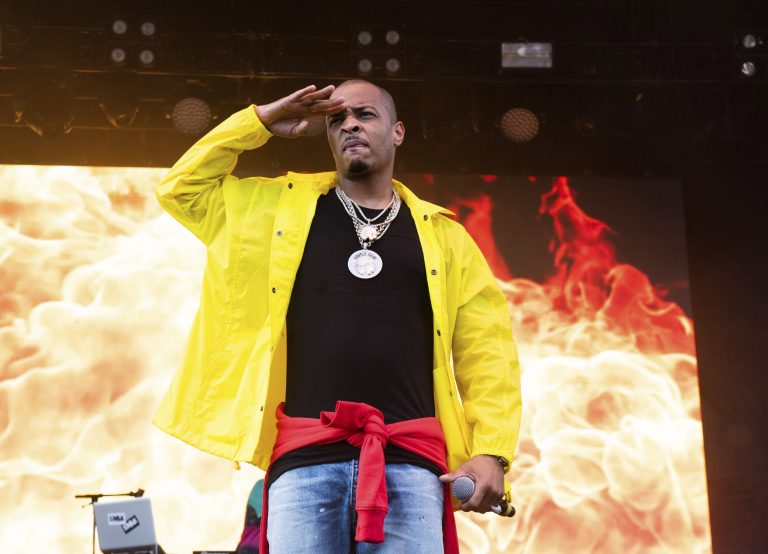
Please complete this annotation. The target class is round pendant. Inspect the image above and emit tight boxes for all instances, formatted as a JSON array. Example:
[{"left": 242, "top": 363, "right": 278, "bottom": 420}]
[
  {"left": 359, "top": 224, "right": 378, "bottom": 241},
  {"left": 348, "top": 249, "right": 383, "bottom": 279}
]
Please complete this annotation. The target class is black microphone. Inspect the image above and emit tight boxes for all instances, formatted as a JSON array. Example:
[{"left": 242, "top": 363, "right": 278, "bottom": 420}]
[
  {"left": 74, "top": 489, "right": 145, "bottom": 501},
  {"left": 451, "top": 475, "right": 516, "bottom": 517}
]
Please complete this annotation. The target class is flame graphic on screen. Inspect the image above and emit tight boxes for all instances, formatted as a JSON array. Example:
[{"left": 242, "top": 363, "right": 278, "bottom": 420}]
[
  {"left": 0, "top": 166, "right": 709, "bottom": 553},
  {"left": 452, "top": 177, "right": 709, "bottom": 553}
]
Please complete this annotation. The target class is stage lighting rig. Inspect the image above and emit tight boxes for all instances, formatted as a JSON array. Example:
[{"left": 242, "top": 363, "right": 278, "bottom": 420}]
[
  {"left": 357, "top": 58, "right": 373, "bottom": 76},
  {"left": 499, "top": 108, "right": 540, "bottom": 142},
  {"left": 501, "top": 42, "right": 553, "bottom": 69},
  {"left": 139, "top": 49, "right": 155, "bottom": 67},
  {"left": 419, "top": 86, "right": 482, "bottom": 148},
  {"left": 107, "top": 15, "right": 159, "bottom": 69},
  {"left": 356, "top": 30, "right": 373, "bottom": 47},
  {"left": 138, "top": 19, "right": 157, "bottom": 67},
  {"left": 140, "top": 21, "right": 157, "bottom": 39},
  {"left": 738, "top": 32, "right": 762, "bottom": 50},
  {"left": 740, "top": 61, "right": 757, "bottom": 78},
  {"left": 734, "top": 30, "right": 765, "bottom": 81},
  {"left": 384, "top": 30, "right": 401, "bottom": 47},
  {"left": 742, "top": 34, "right": 758, "bottom": 49},
  {"left": 111, "top": 18, "right": 129, "bottom": 37},
  {"left": 109, "top": 46, "right": 127, "bottom": 66},
  {"left": 351, "top": 25, "right": 405, "bottom": 78},
  {"left": 12, "top": 75, "right": 74, "bottom": 138},
  {"left": 168, "top": 80, "right": 215, "bottom": 136},
  {"left": 385, "top": 57, "right": 401, "bottom": 76},
  {"left": 99, "top": 74, "right": 139, "bottom": 128}
]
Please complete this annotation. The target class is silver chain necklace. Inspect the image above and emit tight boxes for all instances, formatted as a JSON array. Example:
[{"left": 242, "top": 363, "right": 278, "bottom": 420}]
[
  {"left": 335, "top": 186, "right": 401, "bottom": 279},
  {"left": 352, "top": 191, "right": 395, "bottom": 224}
]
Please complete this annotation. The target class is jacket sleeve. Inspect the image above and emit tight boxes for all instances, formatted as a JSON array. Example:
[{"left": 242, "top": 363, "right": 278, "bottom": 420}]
[
  {"left": 452, "top": 230, "right": 522, "bottom": 465},
  {"left": 156, "top": 105, "right": 273, "bottom": 244}
]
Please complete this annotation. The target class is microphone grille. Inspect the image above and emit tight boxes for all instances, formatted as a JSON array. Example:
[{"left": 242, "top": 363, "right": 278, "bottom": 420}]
[{"left": 451, "top": 475, "right": 475, "bottom": 502}]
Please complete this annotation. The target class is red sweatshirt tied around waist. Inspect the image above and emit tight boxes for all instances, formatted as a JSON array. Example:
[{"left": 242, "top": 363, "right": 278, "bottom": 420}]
[{"left": 259, "top": 401, "right": 459, "bottom": 553}]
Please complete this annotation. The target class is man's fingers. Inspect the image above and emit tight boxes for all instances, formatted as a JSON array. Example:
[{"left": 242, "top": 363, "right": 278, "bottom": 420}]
[
  {"left": 446, "top": 455, "right": 506, "bottom": 514},
  {"left": 298, "top": 85, "right": 336, "bottom": 104},
  {"left": 460, "top": 499, "right": 485, "bottom": 513},
  {"left": 465, "top": 490, "right": 486, "bottom": 512},
  {"left": 288, "top": 87, "right": 344, "bottom": 118},
  {"left": 289, "top": 84, "right": 318, "bottom": 101},
  {"left": 461, "top": 481, "right": 503, "bottom": 513},
  {"left": 309, "top": 97, "right": 346, "bottom": 113}
]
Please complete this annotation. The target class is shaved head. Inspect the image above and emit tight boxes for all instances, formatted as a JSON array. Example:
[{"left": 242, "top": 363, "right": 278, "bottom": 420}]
[
  {"left": 335, "top": 79, "right": 398, "bottom": 123},
  {"left": 326, "top": 79, "right": 405, "bottom": 180}
]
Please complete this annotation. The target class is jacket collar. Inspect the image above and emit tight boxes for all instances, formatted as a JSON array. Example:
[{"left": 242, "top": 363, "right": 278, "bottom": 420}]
[{"left": 285, "top": 170, "right": 455, "bottom": 217}]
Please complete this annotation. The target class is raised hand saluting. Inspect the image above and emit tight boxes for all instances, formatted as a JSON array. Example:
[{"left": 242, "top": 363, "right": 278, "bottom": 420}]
[{"left": 254, "top": 84, "right": 346, "bottom": 139}]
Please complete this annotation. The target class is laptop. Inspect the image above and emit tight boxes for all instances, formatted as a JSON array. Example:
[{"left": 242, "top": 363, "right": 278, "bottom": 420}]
[{"left": 94, "top": 497, "right": 159, "bottom": 554}]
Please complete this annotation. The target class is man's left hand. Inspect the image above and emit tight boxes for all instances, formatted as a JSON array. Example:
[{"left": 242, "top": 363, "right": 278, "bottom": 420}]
[{"left": 438, "top": 455, "right": 505, "bottom": 513}]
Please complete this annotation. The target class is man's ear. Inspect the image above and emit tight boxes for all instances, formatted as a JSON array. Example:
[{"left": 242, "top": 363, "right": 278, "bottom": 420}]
[{"left": 393, "top": 121, "right": 405, "bottom": 147}]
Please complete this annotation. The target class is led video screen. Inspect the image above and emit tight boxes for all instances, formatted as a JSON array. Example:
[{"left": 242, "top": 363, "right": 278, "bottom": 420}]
[{"left": 0, "top": 165, "right": 710, "bottom": 553}]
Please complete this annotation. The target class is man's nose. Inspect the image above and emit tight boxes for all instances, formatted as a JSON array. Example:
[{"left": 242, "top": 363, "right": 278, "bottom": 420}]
[{"left": 341, "top": 117, "right": 361, "bottom": 133}]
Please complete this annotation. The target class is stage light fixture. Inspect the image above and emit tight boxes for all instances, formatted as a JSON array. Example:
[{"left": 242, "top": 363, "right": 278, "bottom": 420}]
[
  {"left": 139, "top": 49, "right": 155, "bottom": 67},
  {"left": 740, "top": 61, "right": 756, "bottom": 77},
  {"left": 110, "top": 47, "right": 127, "bottom": 65},
  {"left": 357, "top": 58, "right": 373, "bottom": 76},
  {"left": 357, "top": 30, "right": 373, "bottom": 47},
  {"left": 169, "top": 81, "right": 215, "bottom": 136},
  {"left": 385, "top": 58, "right": 401, "bottom": 75},
  {"left": 501, "top": 42, "right": 553, "bottom": 69},
  {"left": 140, "top": 21, "right": 156, "bottom": 38},
  {"left": 12, "top": 76, "right": 74, "bottom": 138},
  {"left": 499, "top": 108, "right": 539, "bottom": 142},
  {"left": 172, "top": 98, "right": 211, "bottom": 135},
  {"left": 385, "top": 30, "right": 401, "bottom": 46},
  {"left": 100, "top": 75, "right": 139, "bottom": 128},
  {"left": 111, "top": 19, "right": 128, "bottom": 36},
  {"left": 742, "top": 34, "right": 757, "bottom": 49}
]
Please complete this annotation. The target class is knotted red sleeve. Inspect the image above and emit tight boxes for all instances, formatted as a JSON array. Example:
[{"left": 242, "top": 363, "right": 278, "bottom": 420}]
[{"left": 260, "top": 401, "right": 459, "bottom": 554}]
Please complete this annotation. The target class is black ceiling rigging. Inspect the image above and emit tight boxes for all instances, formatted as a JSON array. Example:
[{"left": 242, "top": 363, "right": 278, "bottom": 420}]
[{"left": 0, "top": 0, "right": 765, "bottom": 176}]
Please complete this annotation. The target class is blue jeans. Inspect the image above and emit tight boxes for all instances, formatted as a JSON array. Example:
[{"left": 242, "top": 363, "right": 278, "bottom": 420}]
[{"left": 266, "top": 460, "right": 444, "bottom": 553}]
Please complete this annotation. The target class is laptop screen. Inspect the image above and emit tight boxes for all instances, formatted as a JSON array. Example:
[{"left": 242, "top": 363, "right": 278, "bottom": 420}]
[{"left": 94, "top": 498, "right": 157, "bottom": 553}]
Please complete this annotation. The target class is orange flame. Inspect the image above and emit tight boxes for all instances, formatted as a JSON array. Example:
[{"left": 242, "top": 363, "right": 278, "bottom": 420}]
[
  {"left": 446, "top": 193, "right": 513, "bottom": 281},
  {"left": 453, "top": 176, "right": 709, "bottom": 553},
  {"left": 540, "top": 176, "right": 694, "bottom": 356},
  {"left": 0, "top": 166, "right": 709, "bottom": 553}
]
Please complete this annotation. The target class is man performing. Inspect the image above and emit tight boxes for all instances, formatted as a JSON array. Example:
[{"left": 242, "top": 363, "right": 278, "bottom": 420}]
[{"left": 153, "top": 80, "right": 522, "bottom": 553}]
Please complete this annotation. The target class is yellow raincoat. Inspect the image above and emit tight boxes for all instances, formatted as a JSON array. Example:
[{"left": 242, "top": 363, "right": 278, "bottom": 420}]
[{"left": 153, "top": 105, "right": 522, "bottom": 482}]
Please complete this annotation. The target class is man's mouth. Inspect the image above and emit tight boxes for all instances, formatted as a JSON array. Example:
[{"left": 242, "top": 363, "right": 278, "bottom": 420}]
[{"left": 343, "top": 139, "right": 369, "bottom": 152}]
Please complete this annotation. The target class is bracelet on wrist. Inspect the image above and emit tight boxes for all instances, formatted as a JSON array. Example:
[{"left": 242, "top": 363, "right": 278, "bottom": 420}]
[{"left": 486, "top": 454, "right": 509, "bottom": 471}]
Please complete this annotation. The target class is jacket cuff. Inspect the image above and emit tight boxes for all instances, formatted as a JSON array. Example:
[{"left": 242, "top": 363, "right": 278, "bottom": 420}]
[
  {"left": 355, "top": 509, "right": 387, "bottom": 543},
  {"left": 470, "top": 445, "right": 515, "bottom": 467},
  {"left": 246, "top": 104, "right": 275, "bottom": 139}
]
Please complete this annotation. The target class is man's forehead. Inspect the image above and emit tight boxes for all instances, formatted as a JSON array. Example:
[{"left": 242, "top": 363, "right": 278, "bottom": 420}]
[
  {"left": 332, "top": 82, "right": 382, "bottom": 102},
  {"left": 334, "top": 101, "right": 379, "bottom": 110}
]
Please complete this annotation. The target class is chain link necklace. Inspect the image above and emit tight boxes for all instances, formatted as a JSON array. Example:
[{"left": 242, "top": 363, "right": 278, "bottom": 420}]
[{"left": 335, "top": 185, "right": 401, "bottom": 279}]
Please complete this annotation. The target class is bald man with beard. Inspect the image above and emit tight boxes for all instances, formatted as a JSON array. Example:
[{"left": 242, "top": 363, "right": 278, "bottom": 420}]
[{"left": 154, "top": 80, "right": 522, "bottom": 553}]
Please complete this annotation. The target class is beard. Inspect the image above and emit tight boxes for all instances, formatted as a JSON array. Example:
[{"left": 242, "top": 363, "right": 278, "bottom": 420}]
[{"left": 347, "top": 158, "right": 370, "bottom": 175}]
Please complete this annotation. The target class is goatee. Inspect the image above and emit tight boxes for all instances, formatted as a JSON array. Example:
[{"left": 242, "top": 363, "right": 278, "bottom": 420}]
[{"left": 348, "top": 159, "right": 370, "bottom": 175}]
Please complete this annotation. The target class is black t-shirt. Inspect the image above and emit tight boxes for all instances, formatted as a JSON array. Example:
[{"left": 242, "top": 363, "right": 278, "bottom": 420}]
[{"left": 266, "top": 189, "right": 439, "bottom": 488}]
